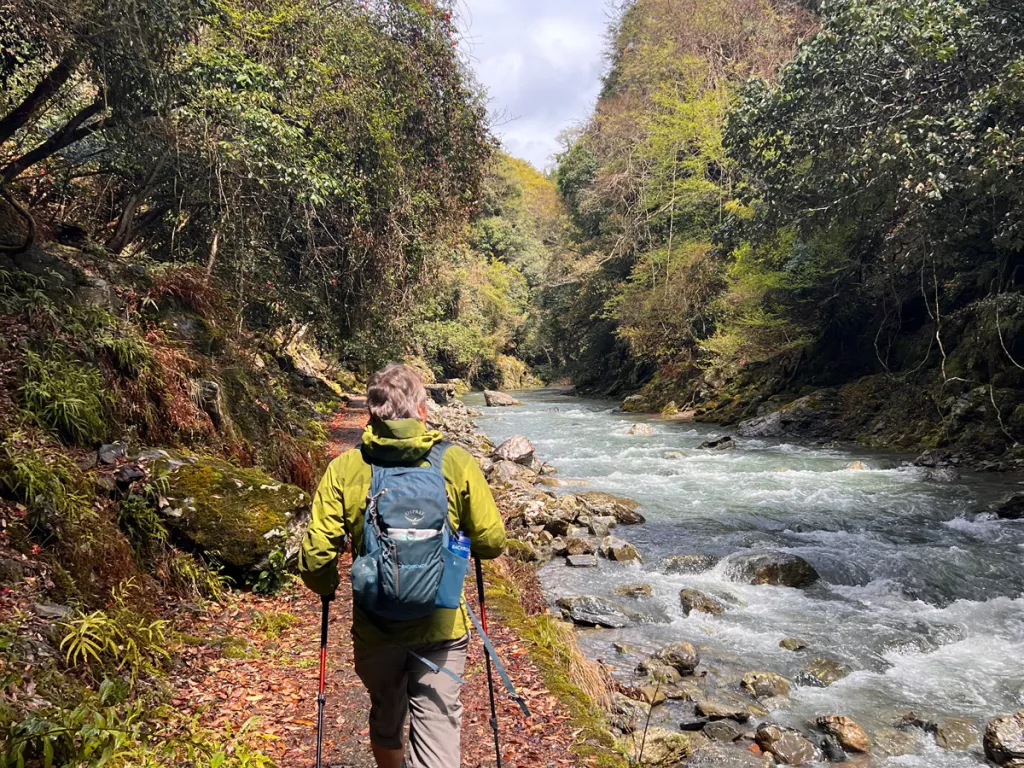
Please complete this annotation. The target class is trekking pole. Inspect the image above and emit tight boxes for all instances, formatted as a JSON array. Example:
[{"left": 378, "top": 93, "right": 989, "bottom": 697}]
[
  {"left": 316, "top": 594, "right": 332, "bottom": 768},
  {"left": 474, "top": 557, "right": 503, "bottom": 768}
]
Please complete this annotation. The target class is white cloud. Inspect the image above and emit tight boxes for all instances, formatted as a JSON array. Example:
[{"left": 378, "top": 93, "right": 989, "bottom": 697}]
[{"left": 458, "top": 0, "right": 609, "bottom": 169}]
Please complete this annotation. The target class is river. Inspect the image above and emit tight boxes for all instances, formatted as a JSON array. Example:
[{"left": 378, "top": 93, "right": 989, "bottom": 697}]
[{"left": 466, "top": 388, "right": 1024, "bottom": 766}]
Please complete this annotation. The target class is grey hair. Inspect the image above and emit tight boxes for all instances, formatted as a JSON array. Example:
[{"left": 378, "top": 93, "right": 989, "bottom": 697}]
[{"left": 366, "top": 363, "right": 428, "bottom": 421}]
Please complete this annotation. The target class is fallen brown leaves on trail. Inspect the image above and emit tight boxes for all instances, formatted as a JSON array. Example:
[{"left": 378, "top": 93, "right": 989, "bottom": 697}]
[
  {"left": 169, "top": 404, "right": 586, "bottom": 767},
  {"left": 172, "top": 573, "right": 583, "bottom": 768}
]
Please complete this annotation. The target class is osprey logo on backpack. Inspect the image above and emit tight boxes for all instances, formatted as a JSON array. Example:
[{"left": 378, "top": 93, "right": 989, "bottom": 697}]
[
  {"left": 350, "top": 443, "right": 462, "bottom": 622},
  {"left": 405, "top": 509, "right": 425, "bottom": 525}
]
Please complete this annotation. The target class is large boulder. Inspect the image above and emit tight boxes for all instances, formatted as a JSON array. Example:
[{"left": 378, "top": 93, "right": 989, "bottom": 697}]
[
  {"left": 151, "top": 454, "right": 309, "bottom": 575},
  {"left": 492, "top": 435, "right": 536, "bottom": 466},
  {"left": 722, "top": 550, "right": 819, "bottom": 588},
  {"left": 610, "top": 692, "right": 651, "bottom": 734},
  {"left": 738, "top": 390, "right": 840, "bottom": 439},
  {"left": 755, "top": 723, "right": 823, "bottom": 765},
  {"left": 574, "top": 491, "right": 646, "bottom": 524},
  {"left": 484, "top": 390, "right": 522, "bottom": 407},
  {"left": 816, "top": 715, "right": 871, "bottom": 753},
  {"left": 658, "top": 641, "right": 700, "bottom": 675},
  {"left": 600, "top": 535, "right": 642, "bottom": 562},
  {"left": 985, "top": 711, "right": 1024, "bottom": 767},
  {"left": 556, "top": 595, "right": 629, "bottom": 628},
  {"left": 620, "top": 727, "right": 708, "bottom": 764},
  {"left": 680, "top": 588, "right": 725, "bottom": 616}
]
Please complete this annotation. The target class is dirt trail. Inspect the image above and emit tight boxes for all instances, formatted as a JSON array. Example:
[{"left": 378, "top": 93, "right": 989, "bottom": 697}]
[{"left": 173, "top": 404, "right": 581, "bottom": 767}]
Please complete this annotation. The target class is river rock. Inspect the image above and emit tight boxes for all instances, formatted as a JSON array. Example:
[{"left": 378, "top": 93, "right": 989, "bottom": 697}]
[
  {"left": 615, "top": 582, "right": 652, "bottom": 598},
  {"left": 820, "top": 735, "right": 847, "bottom": 762},
  {"left": 703, "top": 720, "right": 744, "bottom": 743},
  {"left": 565, "top": 537, "right": 595, "bottom": 556},
  {"left": 680, "top": 588, "right": 725, "bottom": 616},
  {"left": 611, "top": 692, "right": 651, "bottom": 733},
  {"left": 489, "top": 459, "right": 536, "bottom": 485},
  {"left": 567, "top": 554, "right": 598, "bottom": 568},
  {"left": 33, "top": 602, "right": 73, "bottom": 620},
  {"left": 640, "top": 685, "right": 667, "bottom": 705},
  {"left": 551, "top": 538, "right": 568, "bottom": 557},
  {"left": 492, "top": 435, "right": 536, "bottom": 466},
  {"left": 722, "top": 550, "right": 819, "bottom": 588},
  {"left": 935, "top": 716, "right": 979, "bottom": 751},
  {"left": 984, "top": 711, "right": 1024, "bottom": 767},
  {"left": 845, "top": 461, "right": 867, "bottom": 470},
  {"left": 992, "top": 494, "right": 1024, "bottom": 521},
  {"left": 695, "top": 692, "right": 768, "bottom": 723},
  {"left": 816, "top": 716, "right": 870, "bottom": 753},
  {"left": 636, "top": 657, "right": 683, "bottom": 684},
  {"left": 588, "top": 515, "right": 616, "bottom": 537},
  {"left": 484, "top": 390, "right": 522, "bottom": 407},
  {"left": 664, "top": 554, "right": 720, "bottom": 574},
  {"left": 688, "top": 743, "right": 776, "bottom": 767},
  {"left": 627, "top": 423, "right": 655, "bottom": 436},
  {"left": 755, "top": 723, "right": 823, "bottom": 765},
  {"left": 600, "top": 535, "right": 642, "bottom": 562},
  {"left": 797, "top": 656, "right": 851, "bottom": 687},
  {"left": 873, "top": 727, "right": 918, "bottom": 757},
  {"left": 620, "top": 727, "right": 708, "bottom": 764},
  {"left": 659, "top": 641, "right": 700, "bottom": 674},
  {"left": 699, "top": 436, "right": 735, "bottom": 451},
  {"left": 556, "top": 595, "right": 628, "bottom": 628},
  {"left": 575, "top": 491, "right": 646, "bottom": 524},
  {"left": 742, "top": 672, "right": 791, "bottom": 699},
  {"left": 738, "top": 390, "right": 840, "bottom": 439},
  {"left": 779, "top": 637, "right": 808, "bottom": 651}
]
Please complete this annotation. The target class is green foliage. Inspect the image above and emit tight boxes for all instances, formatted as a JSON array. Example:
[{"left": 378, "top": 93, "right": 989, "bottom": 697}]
[
  {"left": 250, "top": 610, "right": 298, "bottom": 638},
  {"left": 251, "top": 548, "right": 288, "bottom": 596},
  {"left": 20, "top": 350, "right": 108, "bottom": 445},
  {"left": 117, "top": 495, "right": 169, "bottom": 563},
  {"left": 96, "top": 326, "right": 154, "bottom": 376},
  {"left": 164, "top": 550, "right": 231, "bottom": 601},
  {"left": 60, "top": 581, "right": 172, "bottom": 686}
]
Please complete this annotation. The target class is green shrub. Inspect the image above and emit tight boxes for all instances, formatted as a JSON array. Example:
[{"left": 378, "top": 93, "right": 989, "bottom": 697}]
[
  {"left": 0, "top": 434, "right": 94, "bottom": 536},
  {"left": 20, "top": 350, "right": 108, "bottom": 445},
  {"left": 96, "top": 326, "right": 154, "bottom": 376},
  {"left": 60, "top": 580, "right": 172, "bottom": 686},
  {"left": 117, "top": 494, "right": 169, "bottom": 563},
  {"left": 251, "top": 549, "right": 288, "bottom": 596}
]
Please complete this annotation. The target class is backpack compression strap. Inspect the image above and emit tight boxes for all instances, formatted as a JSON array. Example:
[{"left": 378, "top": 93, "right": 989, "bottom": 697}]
[{"left": 465, "top": 602, "right": 531, "bottom": 717}]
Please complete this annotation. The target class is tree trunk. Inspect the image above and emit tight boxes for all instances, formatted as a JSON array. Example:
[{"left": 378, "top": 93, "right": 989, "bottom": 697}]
[
  {"left": 1, "top": 96, "right": 109, "bottom": 183},
  {"left": 0, "top": 52, "right": 82, "bottom": 146},
  {"left": 0, "top": 184, "right": 37, "bottom": 254},
  {"left": 108, "top": 151, "right": 169, "bottom": 253}
]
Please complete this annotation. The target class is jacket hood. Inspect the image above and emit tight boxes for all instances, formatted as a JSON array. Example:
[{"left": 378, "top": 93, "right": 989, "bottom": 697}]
[{"left": 361, "top": 418, "right": 443, "bottom": 463}]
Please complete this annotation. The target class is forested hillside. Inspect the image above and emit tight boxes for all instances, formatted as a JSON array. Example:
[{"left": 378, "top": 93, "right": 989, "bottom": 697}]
[
  {"left": 0, "top": 0, "right": 565, "bottom": 763},
  {"left": 543, "top": 0, "right": 1024, "bottom": 461}
]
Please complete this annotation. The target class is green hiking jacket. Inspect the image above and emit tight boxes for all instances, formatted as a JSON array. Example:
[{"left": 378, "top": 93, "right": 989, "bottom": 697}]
[{"left": 298, "top": 417, "right": 506, "bottom": 645}]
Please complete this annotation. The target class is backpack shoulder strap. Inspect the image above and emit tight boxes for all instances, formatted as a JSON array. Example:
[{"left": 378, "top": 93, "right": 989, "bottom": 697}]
[{"left": 426, "top": 440, "right": 452, "bottom": 472}]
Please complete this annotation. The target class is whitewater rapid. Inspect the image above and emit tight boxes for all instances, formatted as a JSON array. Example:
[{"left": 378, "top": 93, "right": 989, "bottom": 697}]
[{"left": 468, "top": 389, "right": 1024, "bottom": 766}]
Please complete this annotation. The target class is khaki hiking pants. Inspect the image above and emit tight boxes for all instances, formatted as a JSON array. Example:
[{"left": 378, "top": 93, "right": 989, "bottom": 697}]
[{"left": 353, "top": 634, "right": 469, "bottom": 768}]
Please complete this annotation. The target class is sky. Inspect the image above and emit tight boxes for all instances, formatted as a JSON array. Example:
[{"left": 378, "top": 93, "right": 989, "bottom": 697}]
[{"left": 457, "top": 0, "right": 612, "bottom": 170}]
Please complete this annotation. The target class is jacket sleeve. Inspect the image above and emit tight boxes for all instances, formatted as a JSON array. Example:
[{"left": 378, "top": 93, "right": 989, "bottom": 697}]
[
  {"left": 298, "top": 459, "right": 348, "bottom": 596},
  {"left": 450, "top": 447, "right": 506, "bottom": 559}
]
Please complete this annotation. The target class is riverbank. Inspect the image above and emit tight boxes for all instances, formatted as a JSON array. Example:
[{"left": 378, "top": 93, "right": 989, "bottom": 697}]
[{"left": 472, "top": 388, "right": 1024, "bottom": 767}]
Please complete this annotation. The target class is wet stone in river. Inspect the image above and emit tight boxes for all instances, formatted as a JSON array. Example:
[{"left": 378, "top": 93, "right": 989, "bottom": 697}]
[
  {"left": 614, "top": 582, "right": 652, "bottom": 597},
  {"left": 680, "top": 588, "right": 725, "bottom": 615},
  {"left": 663, "top": 553, "right": 720, "bottom": 574},
  {"left": 816, "top": 715, "right": 871, "bottom": 753},
  {"left": 695, "top": 692, "right": 768, "bottom": 723},
  {"left": 556, "top": 595, "right": 628, "bottom": 627},
  {"left": 566, "top": 554, "right": 598, "bottom": 568},
  {"left": 658, "top": 641, "right": 700, "bottom": 675},
  {"left": 755, "top": 723, "right": 823, "bottom": 765}
]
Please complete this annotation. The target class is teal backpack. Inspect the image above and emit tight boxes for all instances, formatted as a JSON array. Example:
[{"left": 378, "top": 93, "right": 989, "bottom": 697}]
[{"left": 350, "top": 442, "right": 466, "bottom": 621}]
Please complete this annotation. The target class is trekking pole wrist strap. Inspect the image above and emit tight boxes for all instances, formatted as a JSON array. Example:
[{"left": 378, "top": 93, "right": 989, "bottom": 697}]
[{"left": 465, "top": 603, "right": 531, "bottom": 718}]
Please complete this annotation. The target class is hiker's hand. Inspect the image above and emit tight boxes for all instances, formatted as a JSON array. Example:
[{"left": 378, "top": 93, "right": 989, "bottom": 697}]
[{"left": 322, "top": 592, "right": 336, "bottom": 604}]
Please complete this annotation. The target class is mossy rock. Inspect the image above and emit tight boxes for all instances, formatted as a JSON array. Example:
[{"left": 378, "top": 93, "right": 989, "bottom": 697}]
[{"left": 152, "top": 453, "right": 310, "bottom": 575}]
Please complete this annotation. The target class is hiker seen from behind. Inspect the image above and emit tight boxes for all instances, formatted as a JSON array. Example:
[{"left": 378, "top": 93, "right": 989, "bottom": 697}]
[{"left": 299, "top": 363, "right": 506, "bottom": 768}]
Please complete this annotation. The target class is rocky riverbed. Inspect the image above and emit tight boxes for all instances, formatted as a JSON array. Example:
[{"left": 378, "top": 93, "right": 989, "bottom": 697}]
[{"left": 453, "top": 388, "right": 1024, "bottom": 767}]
